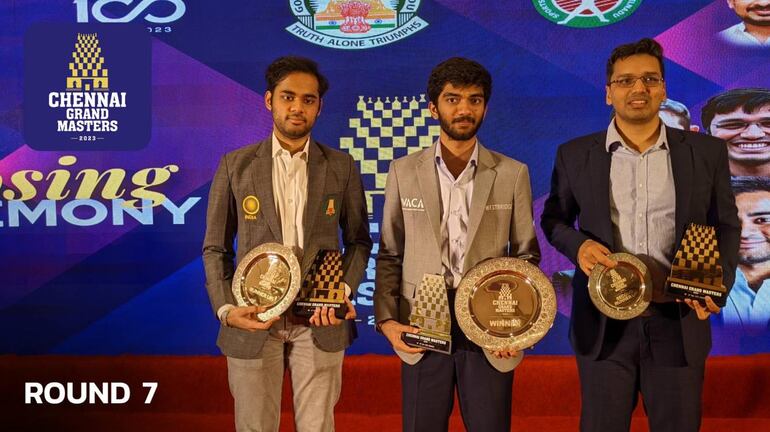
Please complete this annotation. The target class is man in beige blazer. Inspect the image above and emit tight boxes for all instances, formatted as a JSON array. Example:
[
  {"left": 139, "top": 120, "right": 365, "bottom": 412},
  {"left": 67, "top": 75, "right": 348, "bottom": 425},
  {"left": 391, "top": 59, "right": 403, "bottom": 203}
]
[
  {"left": 203, "top": 56, "right": 372, "bottom": 432},
  {"left": 374, "top": 57, "right": 541, "bottom": 432}
]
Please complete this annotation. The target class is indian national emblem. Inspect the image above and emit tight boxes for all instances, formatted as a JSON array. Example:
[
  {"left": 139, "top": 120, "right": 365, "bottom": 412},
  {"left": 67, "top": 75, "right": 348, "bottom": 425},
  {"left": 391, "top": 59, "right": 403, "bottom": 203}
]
[{"left": 287, "top": 0, "right": 428, "bottom": 49}]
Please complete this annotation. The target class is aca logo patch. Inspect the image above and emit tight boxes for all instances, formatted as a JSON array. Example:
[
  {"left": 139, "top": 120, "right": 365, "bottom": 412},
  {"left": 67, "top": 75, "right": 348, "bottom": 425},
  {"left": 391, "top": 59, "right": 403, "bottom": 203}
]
[
  {"left": 533, "top": 0, "right": 642, "bottom": 28},
  {"left": 23, "top": 23, "right": 151, "bottom": 150},
  {"left": 286, "top": 0, "right": 427, "bottom": 50}
]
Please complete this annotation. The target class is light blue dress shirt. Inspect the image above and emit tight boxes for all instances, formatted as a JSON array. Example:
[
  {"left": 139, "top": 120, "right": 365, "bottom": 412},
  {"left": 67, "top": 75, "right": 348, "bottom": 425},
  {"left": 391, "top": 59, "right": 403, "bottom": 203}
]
[
  {"left": 722, "top": 267, "right": 770, "bottom": 329},
  {"left": 606, "top": 121, "right": 676, "bottom": 301}
]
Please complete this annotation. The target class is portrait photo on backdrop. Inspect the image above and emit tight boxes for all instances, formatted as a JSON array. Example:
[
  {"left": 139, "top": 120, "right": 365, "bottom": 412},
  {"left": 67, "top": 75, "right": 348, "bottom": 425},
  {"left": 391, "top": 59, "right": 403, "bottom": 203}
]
[
  {"left": 702, "top": 87, "right": 770, "bottom": 177},
  {"left": 719, "top": 0, "right": 770, "bottom": 47}
]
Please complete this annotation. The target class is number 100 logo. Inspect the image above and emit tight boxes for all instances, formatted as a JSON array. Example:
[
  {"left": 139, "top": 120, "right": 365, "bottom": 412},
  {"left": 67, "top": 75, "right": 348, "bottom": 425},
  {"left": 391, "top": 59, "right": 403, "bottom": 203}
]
[{"left": 73, "top": 0, "right": 186, "bottom": 24}]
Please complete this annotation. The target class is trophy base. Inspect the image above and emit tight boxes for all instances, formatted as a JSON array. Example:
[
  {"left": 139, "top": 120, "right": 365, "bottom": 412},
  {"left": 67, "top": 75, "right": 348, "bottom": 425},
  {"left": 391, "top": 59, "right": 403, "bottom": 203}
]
[
  {"left": 665, "top": 277, "right": 727, "bottom": 307},
  {"left": 401, "top": 331, "right": 452, "bottom": 354},
  {"left": 293, "top": 301, "right": 347, "bottom": 319}
]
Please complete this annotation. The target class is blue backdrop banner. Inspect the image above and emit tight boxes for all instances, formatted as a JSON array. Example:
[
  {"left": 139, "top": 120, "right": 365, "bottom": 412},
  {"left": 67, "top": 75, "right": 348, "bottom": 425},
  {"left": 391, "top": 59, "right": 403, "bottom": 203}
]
[{"left": 2, "top": 0, "right": 769, "bottom": 356}]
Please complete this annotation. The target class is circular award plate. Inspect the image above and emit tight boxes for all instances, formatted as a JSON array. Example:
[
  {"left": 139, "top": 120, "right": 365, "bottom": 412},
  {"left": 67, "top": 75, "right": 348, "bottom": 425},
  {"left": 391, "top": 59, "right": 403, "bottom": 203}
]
[
  {"left": 231, "top": 243, "right": 301, "bottom": 321},
  {"left": 588, "top": 252, "right": 652, "bottom": 320},
  {"left": 455, "top": 258, "right": 557, "bottom": 352}
]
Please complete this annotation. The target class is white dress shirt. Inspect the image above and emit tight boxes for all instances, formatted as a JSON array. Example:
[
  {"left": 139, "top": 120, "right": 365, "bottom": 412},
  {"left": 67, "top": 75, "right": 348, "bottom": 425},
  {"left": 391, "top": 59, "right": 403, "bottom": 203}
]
[
  {"left": 217, "top": 134, "right": 309, "bottom": 322},
  {"left": 271, "top": 133, "right": 309, "bottom": 258},
  {"left": 719, "top": 23, "right": 770, "bottom": 47},
  {"left": 435, "top": 143, "right": 479, "bottom": 289}
]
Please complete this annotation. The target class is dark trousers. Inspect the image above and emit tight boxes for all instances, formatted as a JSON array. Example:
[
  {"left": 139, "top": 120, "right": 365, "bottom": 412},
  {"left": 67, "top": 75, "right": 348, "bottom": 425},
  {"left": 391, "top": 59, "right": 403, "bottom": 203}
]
[
  {"left": 577, "top": 304, "right": 705, "bottom": 432},
  {"left": 401, "top": 290, "right": 513, "bottom": 432}
]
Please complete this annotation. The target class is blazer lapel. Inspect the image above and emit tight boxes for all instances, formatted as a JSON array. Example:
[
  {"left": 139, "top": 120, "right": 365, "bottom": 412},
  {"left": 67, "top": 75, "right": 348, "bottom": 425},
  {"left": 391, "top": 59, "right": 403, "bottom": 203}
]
[
  {"left": 668, "top": 127, "right": 692, "bottom": 244},
  {"left": 588, "top": 134, "right": 615, "bottom": 249},
  {"left": 464, "top": 144, "right": 496, "bottom": 261},
  {"left": 303, "top": 139, "right": 328, "bottom": 255},
  {"left": 251, "top": 139, "right": 282, "bottom": 242},
  {"left": 416, "top": 144, "right": 444, "bottom": 255}
]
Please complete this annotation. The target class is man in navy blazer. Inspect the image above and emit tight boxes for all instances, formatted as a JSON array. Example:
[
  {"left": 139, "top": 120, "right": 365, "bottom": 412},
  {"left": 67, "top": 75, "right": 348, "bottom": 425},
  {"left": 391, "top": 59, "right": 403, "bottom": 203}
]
[{"left": 541, "top": 38, "right": 740, "bottom": 432}]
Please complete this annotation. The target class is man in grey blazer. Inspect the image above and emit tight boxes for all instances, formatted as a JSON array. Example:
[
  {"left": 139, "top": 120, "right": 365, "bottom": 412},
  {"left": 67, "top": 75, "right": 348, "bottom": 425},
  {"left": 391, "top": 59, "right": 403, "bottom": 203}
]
[
  {"left": 203, "top": 56, "right": 372, "bottom": 432},
  {"left": 374, "top": 58, "right": 541, "bottom": 432}
]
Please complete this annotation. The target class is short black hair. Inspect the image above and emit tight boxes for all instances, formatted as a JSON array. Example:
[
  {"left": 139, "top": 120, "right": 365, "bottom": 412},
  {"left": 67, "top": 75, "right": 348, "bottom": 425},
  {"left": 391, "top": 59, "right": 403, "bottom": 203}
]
[
  {"left": 732, "top": 176, "right": 770, "bottom": 196},
  {"left": 701, "top": 88, "right": 770, "bottom": 133},
  {"left": 427, "top": 57, "right": 492, "bottom": 105},
  {"left": 265, "top": 56, "right": 329, "bottom": 97},
  {"left": 606, "top": 38, "right": 665, "bottom": 84}
]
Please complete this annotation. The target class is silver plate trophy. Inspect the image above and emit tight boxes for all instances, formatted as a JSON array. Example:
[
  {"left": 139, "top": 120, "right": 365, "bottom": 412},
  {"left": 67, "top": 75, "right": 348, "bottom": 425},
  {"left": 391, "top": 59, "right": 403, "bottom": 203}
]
[
  {"left": 232, "top": 243, "right": 301, "bottom": 321},
  {"left": 455, "top": 258, "right": 557, "bottom": 352},
  {"left": 588, "top": 252, "right": 652, "bottom": 320}
]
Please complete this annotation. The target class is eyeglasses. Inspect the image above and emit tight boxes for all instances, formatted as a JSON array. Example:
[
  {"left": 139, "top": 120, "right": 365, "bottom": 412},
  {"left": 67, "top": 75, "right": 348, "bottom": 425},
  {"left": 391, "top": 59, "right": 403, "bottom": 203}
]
[
  {"left": 713, "top": 119, "right": 770, "bottom": 132},
  {"left": 608, "top": 76, "right": 664, "bottom": 88}
]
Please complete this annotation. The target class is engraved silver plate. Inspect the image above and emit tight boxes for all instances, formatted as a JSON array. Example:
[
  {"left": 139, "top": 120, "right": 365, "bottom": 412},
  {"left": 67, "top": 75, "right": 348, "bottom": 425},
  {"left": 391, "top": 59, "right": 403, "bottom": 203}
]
[
  {"left": 231, "top": 243, "right": 301, "bottom": 321},
  {"left": 455, "top": 258, "right": 557, "bottom": 352},
  {"left": 588, "top": 252, "right": 652, "bottom": 320}
]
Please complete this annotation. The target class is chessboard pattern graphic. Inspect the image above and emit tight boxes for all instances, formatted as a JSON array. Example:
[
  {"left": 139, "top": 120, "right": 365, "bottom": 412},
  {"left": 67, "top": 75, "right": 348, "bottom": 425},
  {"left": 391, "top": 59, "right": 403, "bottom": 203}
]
[
  {"left": 671, "top": 223, "right": 723, "bottom": 286},
  {"left": 410, "top": 274, "right": 451, "bottom": 334},
  {"left": 300, "top": 250, "right": 345, "bottom": 302},
  {"left": 340, "top": 94, "right": 440, "bottom": 213},
  {"left": 66, "top": 33, "right": 109, "bottom": 91}
]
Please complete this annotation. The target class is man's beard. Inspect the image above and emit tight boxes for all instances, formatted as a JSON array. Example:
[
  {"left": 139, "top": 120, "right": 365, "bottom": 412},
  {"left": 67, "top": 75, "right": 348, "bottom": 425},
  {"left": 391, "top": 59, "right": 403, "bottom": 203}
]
[
  {"left": 746, "top": 5, "right": 770, "bottom": 27},
  {"left": 274, "top": 114, "right": 313, "bottom": 140},
  {"left": 438, "top": 115, "right": 483, "bottom": 141},
  {"left": 739, "top": 250, "right": 770, "bottom": 266}
]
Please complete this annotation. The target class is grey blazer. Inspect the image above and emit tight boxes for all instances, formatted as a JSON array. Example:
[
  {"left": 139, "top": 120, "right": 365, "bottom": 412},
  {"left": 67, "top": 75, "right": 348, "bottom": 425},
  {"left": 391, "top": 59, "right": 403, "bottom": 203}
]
[
  {"left": 203, "top": 138, "right": 372, "bottom": 359},
  {"left": 374, "top": 142, "right": 541, "bottom": 372}
]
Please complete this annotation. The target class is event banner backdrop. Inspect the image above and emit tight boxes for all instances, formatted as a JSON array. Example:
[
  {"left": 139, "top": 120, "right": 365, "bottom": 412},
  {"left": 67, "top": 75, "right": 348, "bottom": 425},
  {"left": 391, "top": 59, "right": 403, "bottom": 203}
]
[{"left": 2, "top": 0, "right": 769, "bottom": 357}]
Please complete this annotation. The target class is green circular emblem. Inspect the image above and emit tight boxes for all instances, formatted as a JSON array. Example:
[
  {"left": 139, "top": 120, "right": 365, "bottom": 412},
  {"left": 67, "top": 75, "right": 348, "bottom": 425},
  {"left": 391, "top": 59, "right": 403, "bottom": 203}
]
[{"left": 532, "top": 0, "right": 643, "bottom": 28}]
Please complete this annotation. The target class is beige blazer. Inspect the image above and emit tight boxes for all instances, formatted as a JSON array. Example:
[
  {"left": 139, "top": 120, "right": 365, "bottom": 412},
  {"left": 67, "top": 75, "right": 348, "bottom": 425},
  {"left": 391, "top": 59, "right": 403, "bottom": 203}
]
[{"left": 375, "top": 141, "right": 541, "bottom": 372}]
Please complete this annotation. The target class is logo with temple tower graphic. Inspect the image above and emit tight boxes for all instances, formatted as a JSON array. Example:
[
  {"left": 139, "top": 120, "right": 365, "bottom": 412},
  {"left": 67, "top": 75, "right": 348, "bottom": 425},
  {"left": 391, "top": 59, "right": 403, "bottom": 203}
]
[
  {"left": 23, "top": 23, "right": 150, "bottom": 150},
  {"left": 67, "top": 33, "right": 110, "bottom": 91},
  {"left": 287, "top": 0, "right": 427, "bottom": 49}
]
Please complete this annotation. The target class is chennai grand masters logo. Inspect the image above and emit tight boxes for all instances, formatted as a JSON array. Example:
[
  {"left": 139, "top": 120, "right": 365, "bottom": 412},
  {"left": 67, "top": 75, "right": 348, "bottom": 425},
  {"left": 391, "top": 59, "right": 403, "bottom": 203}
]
[
  {"left": 24, "top": 24, "right": 150, "bottom": 150},
  {"left": 533, "top": 0, "right": 642, "bottom": 28},
  {"left": 287, "top": 0, "right": 427, "bottom": 49}
]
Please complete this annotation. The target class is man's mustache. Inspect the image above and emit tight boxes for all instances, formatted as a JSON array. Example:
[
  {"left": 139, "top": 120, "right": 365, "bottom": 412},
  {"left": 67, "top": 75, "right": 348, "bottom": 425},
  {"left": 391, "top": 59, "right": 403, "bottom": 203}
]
[{"left": 452, "top": 116, "right": 476, "bottom": 124}]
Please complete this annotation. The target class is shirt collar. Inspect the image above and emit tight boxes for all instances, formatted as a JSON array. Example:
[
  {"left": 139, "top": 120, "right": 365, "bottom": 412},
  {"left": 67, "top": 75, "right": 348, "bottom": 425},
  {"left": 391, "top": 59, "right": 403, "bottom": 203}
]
[
  {"left": 272, "top": 132, "right": 309, "bottom": 160},
  {"left": 735, "top": 22, "right": 770, "bottom": 45},
  {"left": 605, "top": 119, "right": 667, "bottom": 154},
  {"left": 435, "top": 140, "right": 479, "bottom": 168}
]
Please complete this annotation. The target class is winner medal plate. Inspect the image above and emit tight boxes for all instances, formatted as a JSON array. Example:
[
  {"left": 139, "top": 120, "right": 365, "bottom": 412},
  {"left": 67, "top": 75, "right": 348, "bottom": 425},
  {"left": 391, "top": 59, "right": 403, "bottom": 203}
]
[
  {"left": 588, "top": 252, "right": 652, "bottom": 320},
  {"left": 455, "top": 258, "right": 556, "bottom": 352},
  {"left": 232, "top": 243, "right": 301, "bottom": 321}
]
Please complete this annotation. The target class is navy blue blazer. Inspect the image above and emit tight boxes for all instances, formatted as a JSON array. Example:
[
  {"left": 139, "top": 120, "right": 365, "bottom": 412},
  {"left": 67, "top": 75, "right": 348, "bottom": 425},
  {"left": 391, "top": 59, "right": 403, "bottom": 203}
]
[{"left": 541, "top": 126, "right": 740, "bottom": 365}]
